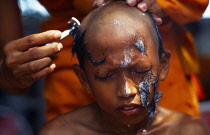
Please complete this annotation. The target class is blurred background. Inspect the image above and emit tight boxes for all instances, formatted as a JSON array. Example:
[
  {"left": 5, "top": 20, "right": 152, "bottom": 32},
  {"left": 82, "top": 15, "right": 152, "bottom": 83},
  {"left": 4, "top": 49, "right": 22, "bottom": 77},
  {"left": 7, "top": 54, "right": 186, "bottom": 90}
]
[{"left": 0, "top": 0, "right": 210, "bottom": 135}]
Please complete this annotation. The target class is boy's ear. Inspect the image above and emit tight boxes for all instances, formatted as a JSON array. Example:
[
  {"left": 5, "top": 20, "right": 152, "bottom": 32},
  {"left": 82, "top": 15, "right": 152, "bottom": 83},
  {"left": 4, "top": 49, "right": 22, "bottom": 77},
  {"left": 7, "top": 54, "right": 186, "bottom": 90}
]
[
  {"left": 73, "top": 64, "right": 91, "bottom": 92},
  {"left": 159, "top": 50, "right": 171, "bottom": 81}
]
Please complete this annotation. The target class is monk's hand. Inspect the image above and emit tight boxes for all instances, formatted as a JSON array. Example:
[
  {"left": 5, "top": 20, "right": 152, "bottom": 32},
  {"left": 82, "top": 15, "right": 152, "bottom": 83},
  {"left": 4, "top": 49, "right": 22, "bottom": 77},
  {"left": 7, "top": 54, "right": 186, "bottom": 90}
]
[
  {"left": 0, "top": 30, "right": 63, "bottom": 94},
  {"left": 92, "top": 0, "right": 162, "bottom": 25},
  {"left": 126, "top": 0, "right": 162, "bottom": 25},
  {"left": 92, "top": 0, "right": 155, "bottom": 10}
]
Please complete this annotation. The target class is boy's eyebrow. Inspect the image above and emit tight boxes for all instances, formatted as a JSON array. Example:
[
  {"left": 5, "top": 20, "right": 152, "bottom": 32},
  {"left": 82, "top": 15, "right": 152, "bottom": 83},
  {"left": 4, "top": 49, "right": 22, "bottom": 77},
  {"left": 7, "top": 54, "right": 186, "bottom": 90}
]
[
  {"left": 88, "top": 55, "right": 106, "bottom": 66},
  {"left": 127, "top": 56, "right": 152, "bottom": 71},
  {"left": 95, "top": 55, "right": 152, "bottom": 74},
  {"left": 85, "top": 48, "right": 108, "bottom": 66}
]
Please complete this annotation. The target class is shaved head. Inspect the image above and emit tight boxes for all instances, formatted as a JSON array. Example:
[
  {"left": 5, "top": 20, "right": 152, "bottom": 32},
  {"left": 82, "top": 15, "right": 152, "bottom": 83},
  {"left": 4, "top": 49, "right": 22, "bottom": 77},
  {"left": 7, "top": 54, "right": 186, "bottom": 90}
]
[
  {"left": 72, "top": 1, "right": 164, "bottom": 68},
  {"left": 82, "top": 2, "right": 156, "bottom": 42}
]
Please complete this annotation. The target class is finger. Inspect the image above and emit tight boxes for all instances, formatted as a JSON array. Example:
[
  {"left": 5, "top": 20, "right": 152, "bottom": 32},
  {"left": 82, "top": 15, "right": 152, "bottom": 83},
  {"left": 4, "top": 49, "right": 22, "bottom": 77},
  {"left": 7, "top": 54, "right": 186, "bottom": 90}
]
[
  {"left": 13, "top": 57, "right": 52, "bottom": 77},
  {"left": 127, "top": 0, "right": 141, "bottom": 6},
  {"left": 12, "top": 30, "right": 62, "bottom": 51},
  {"left": 92, "top": 0, "right": 107, "bottom": 7},
  {"left": 137, "top": 0, "right": 155, "bottom": 12},
  {"left": 17, "top": 42, "right": 63, "bottom": 64},
  {"left": 152, "top": 14, "right": 162, "bottom": 25},
  {"left": 30, "top": 63, "right": 56, "bottom": 80},
  {"left": 17, "top": 63, "right": 55, "bottom": 87},
  {"left": 92, "top": 0, "right": 98, "bottom": 7},
  {"left": 96, "top": 0, "right": 108, "bottom": 7}
]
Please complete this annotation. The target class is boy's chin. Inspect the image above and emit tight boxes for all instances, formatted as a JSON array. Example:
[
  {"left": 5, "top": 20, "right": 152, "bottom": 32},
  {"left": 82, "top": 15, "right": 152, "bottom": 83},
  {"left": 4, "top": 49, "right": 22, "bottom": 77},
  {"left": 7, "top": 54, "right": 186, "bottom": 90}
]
[{"left": 119, "top": 113, "right": 149, "bottom": 127}]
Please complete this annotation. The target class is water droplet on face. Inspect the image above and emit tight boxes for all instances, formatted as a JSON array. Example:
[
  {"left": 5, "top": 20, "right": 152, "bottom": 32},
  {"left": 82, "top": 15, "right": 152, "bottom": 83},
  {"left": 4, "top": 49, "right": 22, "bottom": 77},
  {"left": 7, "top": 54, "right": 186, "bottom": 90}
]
[{"left": 127, "top": 124, "right": 131, "bottom": 128}]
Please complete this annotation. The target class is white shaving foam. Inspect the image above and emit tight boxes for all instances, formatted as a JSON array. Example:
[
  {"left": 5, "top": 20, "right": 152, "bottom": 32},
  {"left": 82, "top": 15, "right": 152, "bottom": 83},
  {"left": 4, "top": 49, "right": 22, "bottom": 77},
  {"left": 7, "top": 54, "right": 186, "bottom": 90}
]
[
  {"left": 124, "top": 78, "right": 131, "bottom": 96},
  {"left": 135, "top": 38, "right": 146, "bottom": 55},
  {"left": 121, "top": 48, "right": 132, "bottom": 68},
  {"left": 114, "top": 19, "right": 120, "bottom": 25}
]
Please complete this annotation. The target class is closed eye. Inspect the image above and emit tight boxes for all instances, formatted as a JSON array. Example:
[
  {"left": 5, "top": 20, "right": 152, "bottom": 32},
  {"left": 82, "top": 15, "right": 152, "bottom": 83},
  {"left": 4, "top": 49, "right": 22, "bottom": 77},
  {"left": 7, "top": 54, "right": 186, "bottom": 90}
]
[
  {"left": 133, "top": 70, "right": 148, "bottom": 75},
  {"left": 132, "top": 66, "right": 152, "bottom": 75},
  {"left": 96, "top": 74, "right": 114, "bottom": 81}
]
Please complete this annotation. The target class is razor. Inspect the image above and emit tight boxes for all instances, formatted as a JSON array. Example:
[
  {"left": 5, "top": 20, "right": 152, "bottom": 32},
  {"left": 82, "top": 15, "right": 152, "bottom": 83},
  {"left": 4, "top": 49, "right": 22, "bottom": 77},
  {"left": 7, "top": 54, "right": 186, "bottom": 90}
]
[{"left": 58, "top": 17, "right": 81, "bottom": 41}]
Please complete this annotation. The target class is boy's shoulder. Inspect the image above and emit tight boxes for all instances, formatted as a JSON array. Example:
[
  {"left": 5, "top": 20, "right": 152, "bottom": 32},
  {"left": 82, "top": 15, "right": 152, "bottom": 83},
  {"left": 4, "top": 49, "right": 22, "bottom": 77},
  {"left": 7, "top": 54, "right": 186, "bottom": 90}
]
[
  {"left": 157, "top": 106, "right": 210, "bottom": 135},
  {"left": 38, "top": 103, "right": 98, "bottom": 135}
]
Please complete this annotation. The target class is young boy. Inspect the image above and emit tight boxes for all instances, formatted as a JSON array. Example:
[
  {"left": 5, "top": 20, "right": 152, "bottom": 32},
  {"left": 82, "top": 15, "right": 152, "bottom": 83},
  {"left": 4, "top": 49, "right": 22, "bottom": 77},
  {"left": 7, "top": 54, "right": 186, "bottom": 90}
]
[{"left": 39, "top": 1, "right": 210, "bottom": 135}]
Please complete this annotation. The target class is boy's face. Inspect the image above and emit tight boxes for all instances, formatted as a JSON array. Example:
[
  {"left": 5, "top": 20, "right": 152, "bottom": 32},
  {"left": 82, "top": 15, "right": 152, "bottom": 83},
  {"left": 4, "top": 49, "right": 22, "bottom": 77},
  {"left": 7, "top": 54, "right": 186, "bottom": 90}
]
[{"left": 74, "top": 4, "right": 170, "bottom": 125}]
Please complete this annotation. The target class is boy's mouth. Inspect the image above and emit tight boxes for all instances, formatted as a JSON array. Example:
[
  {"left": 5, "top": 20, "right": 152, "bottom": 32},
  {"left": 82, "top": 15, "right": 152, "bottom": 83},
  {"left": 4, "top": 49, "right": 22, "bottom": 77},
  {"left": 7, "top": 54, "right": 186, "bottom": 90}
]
[
  {"left": 123, "top": 106, "right": 136, "bottom": 110},
  {"left": 119, "top": 105, "right": 141, "bottom": 115}
]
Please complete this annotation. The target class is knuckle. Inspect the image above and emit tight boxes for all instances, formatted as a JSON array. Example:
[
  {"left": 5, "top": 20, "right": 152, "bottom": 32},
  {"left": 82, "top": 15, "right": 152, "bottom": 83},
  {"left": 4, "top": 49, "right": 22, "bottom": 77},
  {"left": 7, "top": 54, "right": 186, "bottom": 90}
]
[
  {"left": 31, "top": 72, "right": 41, "bottom": 80},
  {"left": 28, "top": 62, "right": 37, "bottom": 72},
  {"left": 46, "top": 32, "right": 53, "bottom": 41},
  {"left": 52, "top": 43, "right": 62, "bottom": 52},
  {"left": 5, "top": 57, "right": 16, "bottom": 68},
  {"left": 46, "top": 43, "right": 58, "bottom": 54},
  {"left": 12, "top": 69, "right": 19, "bottom": 77},
  {"left": 27, "top": 35, "right": 36, "bottom": 46},
  {"left": 3, "top": 41, "right": 13, "bottom": 53},
  {"left": 31, "top": 74, "right": 37, "bottom": 80},
  {"left": 45, "top": 57, "right": 52, "bottom": 63},
  {"left": 52, "top": 43, "right": 59, "bottom": 51},
  {"left": 3, "top": 40, "right": 19, "bottom": 54},
  {"left": 28, "top": 48, "right": 40, "bottom": 59}
]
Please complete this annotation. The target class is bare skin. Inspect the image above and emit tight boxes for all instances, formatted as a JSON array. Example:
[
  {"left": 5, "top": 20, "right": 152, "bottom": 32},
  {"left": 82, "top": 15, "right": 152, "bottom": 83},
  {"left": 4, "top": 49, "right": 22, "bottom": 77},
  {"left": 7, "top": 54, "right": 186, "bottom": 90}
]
[
  {"left": 39, "top": 2, "right": 210, "bottom": 135},
  {"left": 0, "top": 0, "right": 158, "bottom": 94},
  {"left": 39, "top": 104, "right": 210, "bottom": 135}
]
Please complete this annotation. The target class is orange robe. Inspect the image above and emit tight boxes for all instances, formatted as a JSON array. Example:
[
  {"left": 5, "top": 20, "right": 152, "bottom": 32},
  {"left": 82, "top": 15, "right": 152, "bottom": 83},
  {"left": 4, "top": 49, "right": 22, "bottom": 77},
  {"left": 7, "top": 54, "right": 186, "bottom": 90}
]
[
  {"left": 38, "top": 0, "right": 208, "bottom": 120},
  {"left": 157, "top": 0, "right": 208, "bottom": 116}
]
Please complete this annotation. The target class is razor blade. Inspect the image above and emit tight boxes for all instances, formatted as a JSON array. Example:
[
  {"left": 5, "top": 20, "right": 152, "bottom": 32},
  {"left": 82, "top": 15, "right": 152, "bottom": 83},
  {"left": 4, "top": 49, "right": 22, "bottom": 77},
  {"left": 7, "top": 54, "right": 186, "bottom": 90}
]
[{"left": 59, "top": 17, "right": 81, "bottom": 41}]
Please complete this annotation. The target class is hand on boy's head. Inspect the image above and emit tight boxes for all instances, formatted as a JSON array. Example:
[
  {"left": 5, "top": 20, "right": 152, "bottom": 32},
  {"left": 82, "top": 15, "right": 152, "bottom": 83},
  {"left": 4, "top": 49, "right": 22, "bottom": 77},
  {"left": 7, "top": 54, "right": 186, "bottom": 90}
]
[
  {"left": 92, "top": 0, "right": 155, "bottom": 11},
  {"left": 0, "top": 30, "right": 63, "bottom": 94},
  {"left": 92, "top": 0, "right": 162, "bottom": 25}
]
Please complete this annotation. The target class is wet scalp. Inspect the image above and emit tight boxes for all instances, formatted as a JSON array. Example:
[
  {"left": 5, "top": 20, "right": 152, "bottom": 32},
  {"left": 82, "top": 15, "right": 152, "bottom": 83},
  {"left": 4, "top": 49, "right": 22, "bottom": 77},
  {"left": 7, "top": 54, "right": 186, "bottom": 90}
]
[
  {"left": 81, "top": 1, "right": 153, "bottom": 34},
  {"left": 72, "top": 1, "right": 164, "bottom": 68}
]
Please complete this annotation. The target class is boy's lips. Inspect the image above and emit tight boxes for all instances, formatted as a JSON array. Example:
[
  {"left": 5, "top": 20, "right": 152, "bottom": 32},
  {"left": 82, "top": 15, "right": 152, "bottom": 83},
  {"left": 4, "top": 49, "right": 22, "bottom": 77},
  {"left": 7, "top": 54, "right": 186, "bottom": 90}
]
[{"left": 119, "top": 104, "right": 141, "bottom": 115}]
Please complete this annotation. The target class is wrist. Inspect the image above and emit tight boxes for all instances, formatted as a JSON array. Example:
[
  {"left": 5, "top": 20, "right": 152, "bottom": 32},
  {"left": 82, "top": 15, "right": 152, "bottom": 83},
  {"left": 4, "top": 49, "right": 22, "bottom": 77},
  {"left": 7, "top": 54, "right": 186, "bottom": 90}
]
[{"left": 0, "top": 57, "right": 29, "bottom": 94}]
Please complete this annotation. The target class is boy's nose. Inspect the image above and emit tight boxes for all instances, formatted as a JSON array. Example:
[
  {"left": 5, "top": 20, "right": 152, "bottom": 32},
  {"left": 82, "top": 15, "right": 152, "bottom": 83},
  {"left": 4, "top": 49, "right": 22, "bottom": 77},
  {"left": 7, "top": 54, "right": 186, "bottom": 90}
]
[{"left": 117, "top": 77, "right": 138, "bottom": 98}]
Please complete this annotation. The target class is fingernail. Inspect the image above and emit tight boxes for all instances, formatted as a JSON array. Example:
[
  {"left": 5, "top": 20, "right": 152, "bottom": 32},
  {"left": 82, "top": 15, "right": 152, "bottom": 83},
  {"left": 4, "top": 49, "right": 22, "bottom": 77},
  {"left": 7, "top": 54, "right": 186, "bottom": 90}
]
[
  {"left": 139, "top": 3, "right": 147, "bottom": 12},
  {"left": 50, "top": 63, "right": 56, "bottom": 69},
  {"left": 92, "top": 0, "right": 97, "bottom": 7},
  {"left": 127, "top": 0, "right": 136, "bottom": 6},
  {"left": 54, "top": 31, "right": 61, "bottom": 39},
  {"left": 97, "top": 0, "right": 104, "bottom": 6},
  {"left": 57, "top": 43, "right": 63, "bottom": 51}
]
